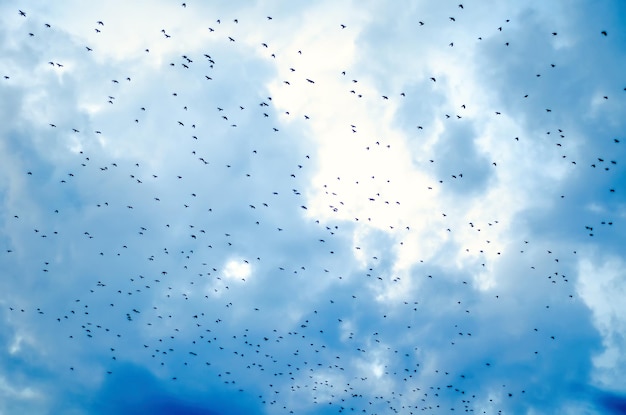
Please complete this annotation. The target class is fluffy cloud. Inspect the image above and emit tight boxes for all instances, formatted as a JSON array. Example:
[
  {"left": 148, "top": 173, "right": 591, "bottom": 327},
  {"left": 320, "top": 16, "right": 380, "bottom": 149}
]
[{"left": 0, "top": 1, "right": 625, "bottom": 414}]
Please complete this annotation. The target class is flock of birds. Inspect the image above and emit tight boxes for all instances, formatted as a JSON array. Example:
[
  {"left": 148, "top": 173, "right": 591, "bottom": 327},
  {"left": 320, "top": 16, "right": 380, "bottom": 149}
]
[{"left": 2, "top": 3, "right": 624, "bottom": 415}]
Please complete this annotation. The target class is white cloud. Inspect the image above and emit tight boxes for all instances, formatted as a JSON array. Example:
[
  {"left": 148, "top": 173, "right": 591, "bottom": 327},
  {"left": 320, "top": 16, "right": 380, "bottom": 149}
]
[
  {"left": 577, "top": 255, "right": 626, "bottom": 392},
  {"left": 223, "top": 258, "right": 252, "bottom": 281},
  {"left": 1, "top": 1, "right": 625, "bottom": 414}
]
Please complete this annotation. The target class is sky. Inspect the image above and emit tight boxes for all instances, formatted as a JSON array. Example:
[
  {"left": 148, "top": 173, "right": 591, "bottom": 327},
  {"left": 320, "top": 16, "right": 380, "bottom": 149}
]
[{"left": 1, "top": 0, "right": 626, "bottom": 414}]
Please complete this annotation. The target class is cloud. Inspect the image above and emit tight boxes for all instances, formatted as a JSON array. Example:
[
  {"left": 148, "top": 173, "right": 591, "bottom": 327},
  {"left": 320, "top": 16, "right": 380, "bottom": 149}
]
[
  {"left": 577, "top": 255, "right": 626, "bottom": 392},
  {"left": 1, "top": 1, "right": 625, "bottom": 414}
]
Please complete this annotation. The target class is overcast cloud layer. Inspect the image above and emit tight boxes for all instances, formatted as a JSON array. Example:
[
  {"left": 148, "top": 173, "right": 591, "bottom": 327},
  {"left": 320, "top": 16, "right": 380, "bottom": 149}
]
[{"left": 1, "top": 1, "right": 626, "bottom": 414}]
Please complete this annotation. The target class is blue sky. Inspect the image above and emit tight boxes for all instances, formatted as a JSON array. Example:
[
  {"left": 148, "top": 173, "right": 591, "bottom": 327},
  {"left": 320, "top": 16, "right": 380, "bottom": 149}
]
[{"left": 1, "top": 1, "right": 626, "bottom": 414}]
